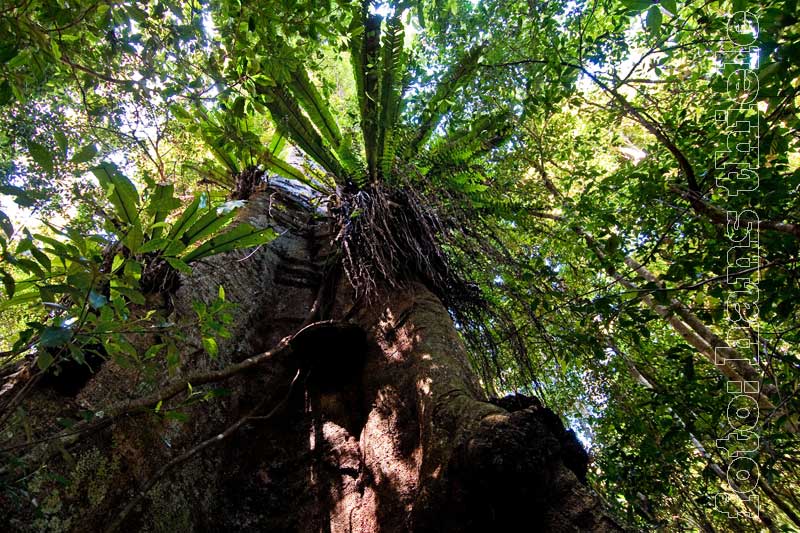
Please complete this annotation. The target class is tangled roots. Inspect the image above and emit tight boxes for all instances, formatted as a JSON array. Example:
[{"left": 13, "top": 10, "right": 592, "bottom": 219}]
[
  {"left": 231, "top": 167, "right": 268, "bottom": 201},
  {"left": 331, "top": 182, "right": 541, "bottom": 396},
  {"left": 334, "top": 183, "right": 481, "bottom": 311}
]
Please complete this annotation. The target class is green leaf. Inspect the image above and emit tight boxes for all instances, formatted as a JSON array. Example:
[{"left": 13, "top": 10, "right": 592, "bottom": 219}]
[
  {"left": 202, "top": 336, "right": 219, "bottom": 358},
  {"left": 33, "top": 233, "right": 76, "bottom": 263},
  {"left": 50, "top": 39, "right": 62, "bottom": 60},
  {"left": 66, "top": 271, "right": 92, "bottom": 290},
  {"left": 167, "top": 194, "right": 206, "bottom": 242},
  {"left": 67, "top": 347, "right": 89, "bottom": 371},
  {"left": 124, "top": 260, "right": 142, "bottom": 280},
  {"left": 71, "top": 143, "right": 98, "bottom": 164},
  {"left": 351, "top": 10, "right": 381, "bottom": 181},
  {"left": 37, "top": 351, "right": 55, "bottom": 371},
  {"left": 146, "top": 183, "right": 180, "bottom": 239},
  {"left": 0, "top": 209, "right": 13, "bottom": 238},
  {"left": 660, "top": 0, "right": 677, "bottom": 15},
  {"left": 27, "top": 141, "right": 53, "bottom": 172},
  {"left": 92, "top": 163, "right": 140, "bottom": 225},
  {"left": 287, "top": 66, "right": 343, "bottom": 149},
  {"left": 124, "top": 221, "right": 144, "bottom": 253},
  {"left": 267, "top": 132, "right": 286, "bottom": 156},
  {"left": 111, "top": 254, "right": 125, "bottom": 273},
  {"left": 163, "top": 239, "right": 188, "bottom": 257},
  {"left": 88, "top": 290, "right": 108, "bottom": 309},
  {"left": 169, "top": 104, "right": 192, "bottom": 120},
  {"left": 54, "top": 131, "right": 68, "bottom": 154},
  {"left": 138, "top": 237, "right": 170, "bottom": 254},
  {"left": 646, "top": 5, "right": 663, "bottom": 34},
  {"left": 259, "top": 84, "right": 346, "bottom": 180},
  {"left": 231, "top": 95, "right": 246, "bottom": 118},
  {"left": 407, "top": 44, "right": 486, "bottom": 157},
  {"left": 40, "top": 326, "right": 73, "bottom": 348},
  {"left": 30, "top": 246, "right": 51, "bottom": 272},
  {"left": 180, "top": 207, "right": 237, "bottom": 247},
  {"left": 15, "top": 258, "right": 45, "bottom": 278},
  {"left": 262, "top": 153, "right": 315, "bottom": 186},
  {"left": 202, "top": 388, "right": 231, "bottom": 400},
  {"left": 218, "top": 285, "right": 225, "bottom": 301},
  {"left": 378, "top": 15, "right": 406, "bottom": 178},
  {"left": 15, "top": 237, "right": 32, "bottom": 253},
  {"left": 0, "top": 185, "right": 35, "bottom": 207},
  {"left": 0, "top": 288, "right": 40, "bottom": 310},
  {"left": 144, "top": 344, "right": 164, "bottom": 359},
  {"left": 622, "top": 0, "right": 651, "bottom": 12},
  {"left": 113, "top": 286, "right": 146, "bottom": 305},
  {"left": 165, "top": 256, "right": 192, "bottom": 274},
  {"left": 181, "top": 224, "right": 276, "bottom": 262},
  {"left": 1, "top": 270, "right": 15, "bottom": 298}
]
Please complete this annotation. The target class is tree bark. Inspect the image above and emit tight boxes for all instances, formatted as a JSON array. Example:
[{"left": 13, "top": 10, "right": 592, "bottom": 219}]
[{"left": 0, "top": 192, "right": 621, "bottom": 532}]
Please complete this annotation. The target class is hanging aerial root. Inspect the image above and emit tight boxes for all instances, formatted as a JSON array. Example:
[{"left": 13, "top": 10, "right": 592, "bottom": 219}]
[
  {"left": 333, "top": 182, "right": 481, "bottom": 311},
  {"left": 291, "top": 176, "right": 542, "bottom": 398}
]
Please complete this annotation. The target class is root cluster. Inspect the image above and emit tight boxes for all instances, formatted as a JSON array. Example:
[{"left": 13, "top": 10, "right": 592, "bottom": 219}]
[{"left": 333, "top": 182, "right": 480, "bottom": 311}]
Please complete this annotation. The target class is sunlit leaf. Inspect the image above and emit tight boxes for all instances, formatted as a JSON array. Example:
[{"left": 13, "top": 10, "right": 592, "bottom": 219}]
[
  {"left": 92, "top": 163, "right": 140, "bottom": 225},
  {"left": 181, "top": 224, "right": 276, "bottom": 262},
  {"left": 202, "top": 336, "right": 219, "bottom": 358}
]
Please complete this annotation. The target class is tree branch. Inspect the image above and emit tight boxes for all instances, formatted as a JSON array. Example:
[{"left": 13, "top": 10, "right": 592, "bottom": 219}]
[{"left": 105, "top": 368, "right": 306, "bottom": 533}]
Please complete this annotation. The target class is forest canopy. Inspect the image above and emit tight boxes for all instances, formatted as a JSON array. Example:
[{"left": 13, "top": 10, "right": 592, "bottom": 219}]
[{"left": 1, "top": 0, "right": 799, "bottom": 531}]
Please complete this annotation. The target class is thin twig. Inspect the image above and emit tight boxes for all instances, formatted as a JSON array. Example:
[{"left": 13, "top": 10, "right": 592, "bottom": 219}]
[{"left": 105, "top": 369, "right": 305, "bottom": 533}]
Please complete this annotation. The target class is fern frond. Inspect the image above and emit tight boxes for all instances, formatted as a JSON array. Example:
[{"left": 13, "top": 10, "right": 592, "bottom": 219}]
[
  {"left": 186, "top": 109, "right": 238, "bottom": 175},
  {"left": 184, "top": 159, "right": 233, "bottom": 189},
  {"left": 337, "top": 132, "right": 366, "bottom": 179},
  {"left": 377, "top": 14, "right": 406, "bottom": 179},
  {"left": 259, "top": 150, "right": 323, "bottom": 191},
  {"left": 425, "top": 109, "right": 513, "bottom": 168},
  {"left": 268, "top": 132, "right": 286, "bottom": 156},
  {"left": 201, "top": 130, "right": 239, "bottom": 176},
  {"left": 287, "top": 67, "right": 343, "bottom": 150},
  {"left": 350, "top": 13, "right": 366, "bottom": 125},
  {"left": 350, "top": 3, "right": 381, "bottom": 183},
  {"left": 428, "top": 163, "right": 489, "bottom": 200},
  {"left": 258, "top": 83, "right": 346, "bottom": 182},
  {"left": 406, "top": 43, "right": 486, "bottom": 158}
]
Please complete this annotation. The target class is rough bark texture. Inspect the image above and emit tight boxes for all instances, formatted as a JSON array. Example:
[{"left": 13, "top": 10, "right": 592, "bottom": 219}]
[{"left": 0, "top": 190, "right": 621, "bottom": 532}]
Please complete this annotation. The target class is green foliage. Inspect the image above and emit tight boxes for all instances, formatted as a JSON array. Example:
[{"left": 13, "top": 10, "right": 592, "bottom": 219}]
[
  {"left": 1, "top": 0, "right": 800, "bottom": 530},
  {"left": 258, "top": 83, "right": 347, "bottom": 180},
  {"left": 193, "top": 285, "right": 235, "bottom": 359},
  {"left": 87, "top": 162, "right": 277, "bottom": 265},
  {"left": 351, "top": 6, "right": 383, "bottom": 183},
  {"left": 378, "top": 15, "right": 407, "bottom": 179},
  {"left": 0, "top": 160, "right": 274, "bottom": 380},
  {"left": 406, "top": 43, "right": 486, "bottom": 157},
  {"left": 288, "top": 66, "right": 344, "bottom": 151}
]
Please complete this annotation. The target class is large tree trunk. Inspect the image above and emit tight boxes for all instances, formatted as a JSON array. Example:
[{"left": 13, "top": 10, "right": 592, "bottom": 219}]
[{"left": 1, "top": 191, "right": 621, "bottom": 532}]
